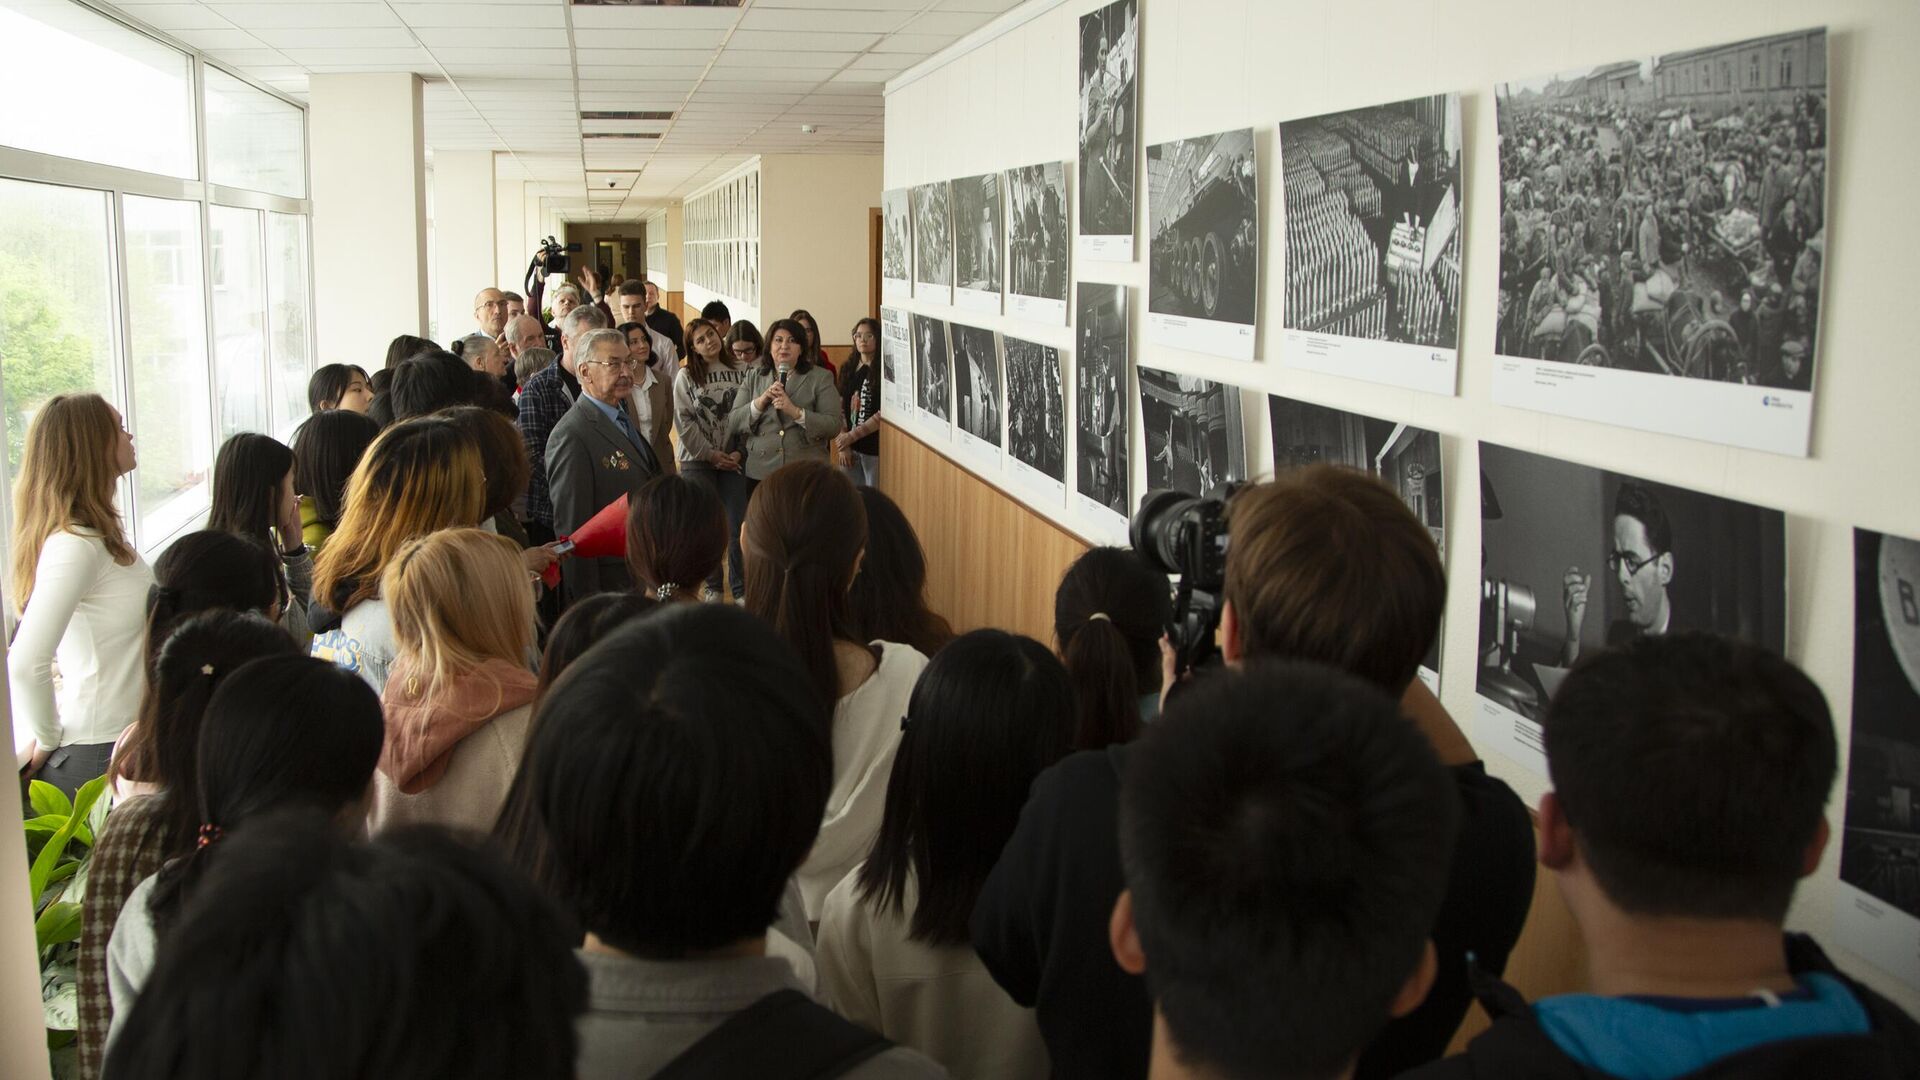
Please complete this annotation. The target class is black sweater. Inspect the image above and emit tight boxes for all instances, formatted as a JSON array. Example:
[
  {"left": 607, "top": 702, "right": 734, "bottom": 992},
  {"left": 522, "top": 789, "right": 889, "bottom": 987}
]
[{"left": 969, "top": 745, "right": 1536, "bottom": 1080}]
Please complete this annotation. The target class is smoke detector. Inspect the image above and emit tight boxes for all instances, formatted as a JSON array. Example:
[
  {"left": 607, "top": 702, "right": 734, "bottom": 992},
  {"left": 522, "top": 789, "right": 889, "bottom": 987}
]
[{"left": 799, "top": 123, "right": 818, "bottom": 134}]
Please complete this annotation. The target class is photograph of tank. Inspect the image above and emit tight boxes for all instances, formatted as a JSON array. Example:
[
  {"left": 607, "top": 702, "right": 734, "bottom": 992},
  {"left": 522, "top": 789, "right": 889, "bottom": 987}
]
[
  {"left": 882, "top": 188, "right": 911, "bottom": 298},
  {"left": 1270, "top": 395, "right": 1446, "bottom": 682},
  {"left": 912, "top": 313, "right": 951, "bottom": 423},
  {"left": 912, "top": 180, "right": 954, "bottom": 300},
  {"left": 1137, "top": 366, "right": 1245, "bottom": 497},
  {"left": 1494, "top": 31, "right": 1827, "bottom": 391},
  {"left": 1076, "top": 283, "right": 1131, "bottom": 522},
  {"left": 950, "top": 322, "right": 1002, "bottom": 448},
  {"left": 952, "top": 173, "right": 1005, "bottom": 311},
  {"left": 1841, "top": 530, "right": 1920, "bottom": 919},
  {"left": 1476, "top": 442, "right": 1785, "bottom": 774},
  {"left": 1007, "top": 161, "right": 1070, "bottom": 321},
  {"left": 1004, "top": 336, "right": 1065, "bottom": 483},
  {"left": 1280, "top": 94, "right": 1463, "bottom": 353},
  {"left": 1147, "top": 128, "right": 1259, "bottom": 359},
  {"left": 1077, "top": 0, "right": 1137, "bottom": 261},
  {"left": 881, "top": 305, "right": 912, "bottom": 413}
]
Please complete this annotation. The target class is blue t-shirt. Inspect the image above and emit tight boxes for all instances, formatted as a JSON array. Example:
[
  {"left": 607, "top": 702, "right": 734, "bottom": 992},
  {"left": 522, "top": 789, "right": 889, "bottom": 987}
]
[{"left": 1534, "top": 973, "right": 1870, "bottom": 1080}]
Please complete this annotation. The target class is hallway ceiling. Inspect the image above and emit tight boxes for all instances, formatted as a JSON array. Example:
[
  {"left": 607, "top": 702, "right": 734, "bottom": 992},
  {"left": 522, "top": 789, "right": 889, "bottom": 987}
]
[{"left": 102, "top": 0, "right": 1020, "bottom": 219}]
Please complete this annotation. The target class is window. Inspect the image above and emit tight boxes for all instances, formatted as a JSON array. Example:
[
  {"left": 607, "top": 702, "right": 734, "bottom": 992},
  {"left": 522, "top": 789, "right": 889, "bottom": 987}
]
[
  {"left": 123, "top": 195, "right": 213, "bottom": 543},
  {"left": 205, "top": 68, "right": 306, "bottom": 198},
  {"left": 0, "top": 0, "right": 195, "bottom": 178},
  {"left": 1778, "top": 48, "right": 1793, "bottom": 87},
  {"left": 1749, "top": 53, "right": 1762, "bottom": 88},
  {"left": 210, "top": 205, "right": 268, "bottom": 439},
  {"left": 0, "top": 178, "right": 118, "bottom": 479},
  {"left": 267, "top": 213, "right": 312, "bottom": 436}
]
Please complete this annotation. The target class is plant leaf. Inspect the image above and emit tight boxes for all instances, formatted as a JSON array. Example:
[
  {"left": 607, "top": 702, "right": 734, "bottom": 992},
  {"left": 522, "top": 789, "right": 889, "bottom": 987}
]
[
  {"left": 68, "top": 775, "right": 107, "bottom": 828},
  {"left": 27, "top": 781, "right": 71, "bottom": 820},
  {"left": 27, "top": 803, "right": 82, "bottom": 912},
  {"left": 34, "top": 902, "right": 82, "bottom": 950}
]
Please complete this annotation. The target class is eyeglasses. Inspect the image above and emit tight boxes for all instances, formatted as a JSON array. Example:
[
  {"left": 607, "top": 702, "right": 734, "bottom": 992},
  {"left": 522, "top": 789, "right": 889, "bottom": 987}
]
[
  {"left": 730, "top": 346, "right": 757, "bottom": 357},
  {"left": 1606, "top": 549, "right": 1663, "bottom": 576},
  {"left": 585, "top": 358, "right": 639, "bottom": 372}
]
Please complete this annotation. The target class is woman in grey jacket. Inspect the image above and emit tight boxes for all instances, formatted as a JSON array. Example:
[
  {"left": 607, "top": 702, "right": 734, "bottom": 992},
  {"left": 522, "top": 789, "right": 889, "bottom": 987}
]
[{"left": 727, "top": 317, "right": 842, "bottom": 482}]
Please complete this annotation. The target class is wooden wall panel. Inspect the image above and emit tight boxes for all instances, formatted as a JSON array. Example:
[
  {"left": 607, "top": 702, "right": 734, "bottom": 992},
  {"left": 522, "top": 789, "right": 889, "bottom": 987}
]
[{"left": 878, "top": 422, "right": 1087, "bottom": 645}]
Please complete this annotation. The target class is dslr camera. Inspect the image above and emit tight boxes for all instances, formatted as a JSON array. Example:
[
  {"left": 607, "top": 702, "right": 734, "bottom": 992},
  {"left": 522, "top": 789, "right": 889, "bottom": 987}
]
[{"left": 1130, "top": 484, "right": 1241, "bottom": 676}]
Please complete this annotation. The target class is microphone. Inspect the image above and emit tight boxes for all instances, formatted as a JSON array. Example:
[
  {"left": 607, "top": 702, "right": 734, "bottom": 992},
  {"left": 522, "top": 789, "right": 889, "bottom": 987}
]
[{"left": 777, "top": 361, "right": 792, "bottom": 388}]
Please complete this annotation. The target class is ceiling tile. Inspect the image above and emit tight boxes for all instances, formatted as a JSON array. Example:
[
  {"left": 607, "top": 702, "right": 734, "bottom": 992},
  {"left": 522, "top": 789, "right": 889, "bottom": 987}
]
[
  {"left": 713, "top": 49, "right": 854, "bottom": 69},
  {"left": 256, "top": 27, "right": 420, "bottom": 48},
  {"left": 736, "top": 7, "right": 910, "bottom": 33},
  {"left": 282, "top": 47, "right": 431, "bottom": 64},
  {"left": 870, "top": 32, "right": 958, "bottom": 53},
  {"left": 201, "top": 48, "right": 291, "bottom": 65},
  {"left": 394, "top": 4, "right": 564, "bottom": 26},
  {"left": 414, "top": 27, "right": 568, "bottom": 47},
  {"left": 566, "top": 27, "right": 728, "bottom": 49},
  {"left": 125, "top": 4, "right": 236, "bottom": 30},
  {"left": 724, "top": 28, "right": 877, "bottom": 51},
  {"left": 895, "top": 10, "right": 996, "bottom": 35},
  {"left": 206, "top": 3, "right": 401, "bottom": 28},
  {"left": 171, "top": 27, "right": 267, "bottom": 50},
  {"left": 432, "top": 46, "right": 573, "bottom": 64},
  {"left": 567, "top": 7, "right": 738, "bottom": 30}
]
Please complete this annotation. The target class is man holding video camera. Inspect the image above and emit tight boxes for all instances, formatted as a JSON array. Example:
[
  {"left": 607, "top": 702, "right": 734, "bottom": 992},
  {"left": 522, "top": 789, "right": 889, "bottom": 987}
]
[{"left": 971, "top": 465, "right": 1536, "bottom": 1080}]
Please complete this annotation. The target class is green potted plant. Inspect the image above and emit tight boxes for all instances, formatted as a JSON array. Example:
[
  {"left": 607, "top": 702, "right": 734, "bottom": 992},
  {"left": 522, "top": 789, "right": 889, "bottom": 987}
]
[{"left": 23, "top": 775, "right": 108, "bottom": 1079}]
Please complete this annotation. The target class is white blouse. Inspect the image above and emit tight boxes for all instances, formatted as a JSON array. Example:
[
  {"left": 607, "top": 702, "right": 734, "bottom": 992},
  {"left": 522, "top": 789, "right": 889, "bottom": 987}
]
[
  {"left": 8, "top": 528, "right": 153, "bottom": 756},
  {"left": 795, "top": 640, "right": 927, "bottom": 919}
]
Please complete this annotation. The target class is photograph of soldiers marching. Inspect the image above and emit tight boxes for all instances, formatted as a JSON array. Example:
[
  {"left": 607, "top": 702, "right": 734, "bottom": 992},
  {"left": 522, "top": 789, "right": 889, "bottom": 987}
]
[
  {"left": 1077, "top": 0, "right": 1137, "bottom": 258},
  {"left": 1279, "top": 94, "right": 1463, "bottom": 350},
  {"left": 1138, "top": 367, "right": 1245, "bottom": 497},
  {"left": 953, "top": 173, "right": 1005, "bottom": 303},
  {"left": 1006, "top": 162, "right": 1071, "bottom": 311},
  {"left": 1495, "top": 28, "right": 1827, "bottom": 391},
  {"left": 1076, "top": 283, "right": 1130, "bottom": 520},
  {"left": 882, "top": 188, "right": 911, "bottom": 296},
  {"left": 1147, "top": 128, "right": 1258, "bottom": 330},
  {"left": 951, "top": 323, "right": 1003, "bottom": 448},
  {"left": 1004, "top": 337, "right": 1066, "bottom": 483}
]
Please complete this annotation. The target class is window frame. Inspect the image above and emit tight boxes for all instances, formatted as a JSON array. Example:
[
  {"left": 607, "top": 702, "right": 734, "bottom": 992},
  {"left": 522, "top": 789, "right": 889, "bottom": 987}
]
[{"left": 0, "top": 0, "right": 313, "bottom": 568}]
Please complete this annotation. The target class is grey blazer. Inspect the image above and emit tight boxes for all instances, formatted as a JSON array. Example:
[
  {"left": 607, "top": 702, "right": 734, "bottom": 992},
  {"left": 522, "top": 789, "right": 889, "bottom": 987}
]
[
  {"left": 546, "top": 392, "right": 662, "bottom": 604},
  {"left": 725, "top": 364, "right": 842, "bottom": 481}
]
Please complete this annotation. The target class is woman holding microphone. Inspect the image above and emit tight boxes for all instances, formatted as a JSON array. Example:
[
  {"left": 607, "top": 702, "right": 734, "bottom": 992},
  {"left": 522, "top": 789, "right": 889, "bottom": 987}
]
[{"left": 726, "top": 318, "right": 841, "bottom": 487}]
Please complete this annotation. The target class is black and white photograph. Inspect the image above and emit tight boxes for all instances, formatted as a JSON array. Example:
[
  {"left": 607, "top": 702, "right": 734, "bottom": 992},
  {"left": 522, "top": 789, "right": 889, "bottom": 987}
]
[
  {"left": 1147, "top": 128, "right": 1259, "bottom": 360},
  {"left": 1279, "top": 93, "right": 1463, "bottom": 396},
  {"left": 1475, "top": 442, "right": 1786, "bottom": 778},
  {"left": 1006, "top": 161, "right": 1071, "bottom": 323},
  {"left": 951, "top": 173, "right": 1004, "bottom": 314},
  {"left": 1269, "top": 395, "right": 1446, "bottom": 687},
  {"left": 1076, "top": 282, "right": 1131, "bottom": 533},
  {"left": 1493, "top": 28, "right": 1828, "bottom": 456},
  {"left": 1137, "top": 366, "right": 1246, "bottom": 498},
  {"left": 882, "top": 188, "right": 911, "bottom": 300},
  {"left": 881, "top": 305, "right": 912, "bottom": 414},
  {"left": 1835, "top": 528, "right": 1920, "bottom": 991},
  {"left": 912, "top": 180, "right": 954, "bottom": 304},
  {"left": 1077, "top": 0, "right": 1137, "bottom": 262},
  {"left": 912, "top": 313, "right": 951, "bottom": 429},
  {"left": 949, "top": 322, "right": 1002, "bottom": 456},
  {"left": 1003, "top": 335, "right": 1066, "bottom": 497}
]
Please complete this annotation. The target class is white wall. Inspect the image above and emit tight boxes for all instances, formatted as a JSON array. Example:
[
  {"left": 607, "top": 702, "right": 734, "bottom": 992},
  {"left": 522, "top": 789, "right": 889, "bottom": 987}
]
[
  {"left": 762, "top": 153, "right": 883, "bottom": 344},
  {"left": 310, "top": 73, "right": 428, "bottom": 366},
  {"left": 495, "top": 175, "right": 527, "bottom": 293},
  {"left": 431, "top": 150, "right": 496, "bottom": 343},
  {"left": 884, "top": 0, "right": 1920, "bottom": 1011}
]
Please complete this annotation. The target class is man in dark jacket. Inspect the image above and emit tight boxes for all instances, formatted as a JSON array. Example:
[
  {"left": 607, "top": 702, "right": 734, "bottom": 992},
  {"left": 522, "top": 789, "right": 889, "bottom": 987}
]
[
  {"left": 972, "top": 466, "right": 1535, "bottom": 1080},
  {"left": 1404, "top": 634, "right": 1920, "bottom": 1080}
]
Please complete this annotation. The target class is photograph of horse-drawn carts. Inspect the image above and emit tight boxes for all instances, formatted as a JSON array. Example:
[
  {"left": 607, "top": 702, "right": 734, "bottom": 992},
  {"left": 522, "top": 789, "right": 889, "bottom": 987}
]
[{"left": 1496, "top": 28, "right": 1826, "bottom": 393}]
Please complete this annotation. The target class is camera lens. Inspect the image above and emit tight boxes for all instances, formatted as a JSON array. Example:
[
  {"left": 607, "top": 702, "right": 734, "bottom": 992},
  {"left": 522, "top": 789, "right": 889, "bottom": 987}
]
[{"left": 1130, "top": 489, "right": 1200, "bottom": 576}]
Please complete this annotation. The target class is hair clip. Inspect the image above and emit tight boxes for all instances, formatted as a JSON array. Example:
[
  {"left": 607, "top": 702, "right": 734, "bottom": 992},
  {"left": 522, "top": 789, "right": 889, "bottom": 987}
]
[
  {"left": 1087, "top": 612, "right": 1112, "bottom": 623},
  {"left": 899, "top": 714, "right": 912, "bottom": 731},
  {"left": 201, "top": 663, "right": 215, "bottom": 676},
  {"left": 196, "top": 823, "right": 225, "bottom": 850},
  {"left": 655, "top": 582, "right": 679, "bottom": 601}
]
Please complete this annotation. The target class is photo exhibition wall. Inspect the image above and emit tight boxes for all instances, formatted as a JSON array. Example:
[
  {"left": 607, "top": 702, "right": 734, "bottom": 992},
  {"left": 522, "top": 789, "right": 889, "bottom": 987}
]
[{"left": 882, "top": 0, "right": 1920, "bottom": 1011}]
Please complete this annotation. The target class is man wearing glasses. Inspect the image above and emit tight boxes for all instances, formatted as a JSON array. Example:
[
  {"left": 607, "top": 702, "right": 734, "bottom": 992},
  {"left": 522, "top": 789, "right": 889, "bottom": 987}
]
[
  {"left": 545, "top": 328, "right": 666, "bottom": 605},
  {"left": 1562, "top": 481, "right": 1675, "bottom": 665}
]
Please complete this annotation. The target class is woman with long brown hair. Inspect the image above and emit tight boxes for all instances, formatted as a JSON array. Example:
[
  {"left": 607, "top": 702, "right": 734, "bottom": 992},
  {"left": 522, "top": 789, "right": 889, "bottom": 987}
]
[
  {"left": 308, "top": 416, "right": 485, "bottom": 694},
  {"left": 624, "top": 474, "right": 727, "bottom": 603},
  {"left": 788, "top": 307, "right": 836, "bottom": 377},
  {"left": 834, "top": 316, "right": 883, "bottom": 486},
  {"left": 673, "top": 316, "right": 753, "bottom": 599},
  {"left": 7, "top": 393, "right": 152, "bottom": 795},
  {"left": 742, "top": 460, "right": 928, "bottom": 918}
]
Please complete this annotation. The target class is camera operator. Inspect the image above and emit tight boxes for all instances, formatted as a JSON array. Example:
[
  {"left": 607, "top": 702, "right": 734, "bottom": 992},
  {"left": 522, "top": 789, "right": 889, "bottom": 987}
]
[
  {"left": 524, "top": 243, "right": 614, "bottom": 352},
  {"left": 971, "top": 465, "right": 1535, "bottom": 1080}
]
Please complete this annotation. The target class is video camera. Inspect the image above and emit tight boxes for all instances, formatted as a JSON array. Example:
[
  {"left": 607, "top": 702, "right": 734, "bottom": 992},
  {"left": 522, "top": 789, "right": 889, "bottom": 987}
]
[
  {"left": 534, "top": 236, "right": 582, "bottom": 276},
  {"left": 1130, "top": 484, "right": 1241, "bottom": 677}
]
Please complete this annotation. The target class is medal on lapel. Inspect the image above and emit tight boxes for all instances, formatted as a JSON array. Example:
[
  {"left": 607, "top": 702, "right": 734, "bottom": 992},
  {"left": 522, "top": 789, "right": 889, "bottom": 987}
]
[{"left": 604, "top": 450, "right": 631, "bottom": 471}]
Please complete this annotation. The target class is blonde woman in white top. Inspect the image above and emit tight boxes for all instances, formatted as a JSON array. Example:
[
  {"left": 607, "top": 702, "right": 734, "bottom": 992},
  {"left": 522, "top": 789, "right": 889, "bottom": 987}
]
[
  {"left": 817, "top": 630, "right": 1072, "bottom": 1079},
  {"left": 741, "top": 460, "right": 928, "bottom": 918},
  {"left": 8, "top": 393, "right": 153, "bottom": 796}
]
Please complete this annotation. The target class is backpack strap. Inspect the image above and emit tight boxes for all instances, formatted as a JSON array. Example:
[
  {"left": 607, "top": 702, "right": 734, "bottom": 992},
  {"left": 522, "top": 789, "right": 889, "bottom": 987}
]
[{"left": 651, "top": 989, "right": 892, "bottom": 1080}]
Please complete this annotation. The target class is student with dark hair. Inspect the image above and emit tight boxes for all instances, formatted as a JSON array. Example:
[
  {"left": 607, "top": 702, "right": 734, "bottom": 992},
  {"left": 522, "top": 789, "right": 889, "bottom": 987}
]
[
  {"left": 845, "top": 486, "right": 954, "bottom": 659},
  {"left": 789, "top": 307, "right": 836, "bottom": 376},
  {"left": 624, "top": 473, "right": 727, "bottom": 602},
  {"left": 77, "top": 612, "right": 298, "bottom": 1077},
  {"left": 209, "top": 432, "right": 312, "bottom": 642},
  {"left": 102, "top": 812, "right": 587, "bottom": 1080},
  {"left": 1114, "top": 661, "right": 1458, "bottom": 1080},
  {"left": 291, "top": 409, "right": 380, "bottom": 554},
  {"left": 139, "top": 530, "right": 284, "bottom": 660},
  {"left": 305, "top": 363, "right": 373, "bottom": 414},
  {"left": 729, "top": 319, "right": 843, "bottom": 480},
  {"left": 369, "top": 333, "right": 435, "bottom": 408},
  {"left": 835, "top": 317, "right": 882, "bottom": 485},
  {"left": 974, "top": 465, "right": 1534, "bottom": 1080},
  {"left": 519, "top": 604, "right": 942, "bottom": 1078},
  {"left": 1407, "top": 634, "right": 1920, "bottom": 1080},
  {"left": 701, "top": 298, "right": 732, "bottom": 339},
  {"left": 1053, "top": 546, "right": 1172, "bottom": 749},
  {"left": 819, "top": 630, "right": 1073, "bottom": 1077},
  {"left": 103, "top": 655, "right": 386, "bottom": 1049},
  {"left": 442, "top": 406, "right": 561, "bottom": 579},
  {"left": 388, "top": 349, "right": 479, "bottom": 421},
  {"left": 743, "top": 461, "right": 929, "bottom": 918}
]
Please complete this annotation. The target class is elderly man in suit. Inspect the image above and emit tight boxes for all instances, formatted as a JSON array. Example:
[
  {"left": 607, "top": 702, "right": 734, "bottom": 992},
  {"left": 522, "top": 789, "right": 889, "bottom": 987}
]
[{"left": 546, "top": 327, "right": 670, "bottom": 604}]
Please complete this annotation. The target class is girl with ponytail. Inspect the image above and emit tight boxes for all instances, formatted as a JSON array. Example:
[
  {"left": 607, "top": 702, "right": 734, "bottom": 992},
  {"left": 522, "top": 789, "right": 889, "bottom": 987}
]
[
  {"left": 1053, "top": 547, "right": 1173, "bottom": 749},
  {"left": 103, "top": 655, "right": 383, "bottom": 1051},
  {"left": 742, "top": 460, "right": 929, "bottom": 919}
]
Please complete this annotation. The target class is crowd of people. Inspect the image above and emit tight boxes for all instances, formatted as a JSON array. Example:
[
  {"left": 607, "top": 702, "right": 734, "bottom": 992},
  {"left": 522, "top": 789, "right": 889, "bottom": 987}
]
[
  {"left": 11, "top": 255, "right": 1917, "bottom": 1079},
  {"left": 1498, "top": 90, "right": 1825, "bottom": 389}
]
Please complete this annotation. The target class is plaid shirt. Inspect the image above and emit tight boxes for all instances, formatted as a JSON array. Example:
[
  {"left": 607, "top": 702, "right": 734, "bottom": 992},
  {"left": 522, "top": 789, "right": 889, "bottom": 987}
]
[
  {"left": 77, "top": 794, "right": 170, "bottom": 1080},
  {"left": 517, "top": 360, "right": 578, "bottom": 529}
]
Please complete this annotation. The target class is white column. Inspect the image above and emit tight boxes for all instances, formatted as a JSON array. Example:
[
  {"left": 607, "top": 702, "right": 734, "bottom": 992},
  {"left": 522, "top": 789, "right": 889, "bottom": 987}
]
[
  {"left": 665, "top": 202, "right": 685, "bottom": 292},
  {"left": 495, "top": 175, "right": 526, "bottom": 294},
  {"left": 309, "top": 73, "right": 428, "bottom": 366},
  {"left": 432, "top": 150, "right": 497, "bottom": 345}
]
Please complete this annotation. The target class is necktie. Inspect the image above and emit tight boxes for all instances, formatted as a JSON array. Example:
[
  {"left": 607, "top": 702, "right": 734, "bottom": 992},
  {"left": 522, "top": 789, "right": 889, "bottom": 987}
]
[{"left": 615, "top": 410, "right": 642, "bottom": 451}]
